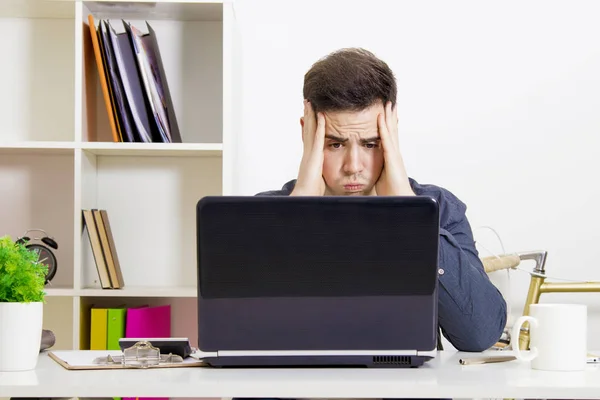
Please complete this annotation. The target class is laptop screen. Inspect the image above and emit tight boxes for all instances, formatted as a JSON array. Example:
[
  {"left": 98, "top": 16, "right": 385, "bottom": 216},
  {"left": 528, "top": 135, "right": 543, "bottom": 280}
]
[{"left": 196, "top": 196, "right": 439, "bottom": 299}]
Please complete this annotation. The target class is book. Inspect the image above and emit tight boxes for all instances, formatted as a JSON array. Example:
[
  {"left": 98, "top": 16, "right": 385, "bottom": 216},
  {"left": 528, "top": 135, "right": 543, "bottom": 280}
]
[
  {"left": 125, "top": 21, "right": 171, "bottom": 143},
  {"left": 108, "top": 20, "right": 155, "bottom": 143},
  {"left": 83, "top": 209, "right": 124, "bottom": 289},
  {"left": 90, "top": 307, "right": 108, "bottom": 350},
  {"left": 82, "top": 210, "right": 112, "bottom": 289},
  {"left": 98, "top": 19, "right": 137, "bottom": 142},
  {"left": 93, "top": 209, "right": 125, "bottom": 288},
  {"left": 87, "top": 14, "right": 121, "bottom": 142},
  {"left": 106, "top": 307, "right": 127, "bottom": 350},
  {"left": 143, "top": 21, "right": 182, "bottom": 143},
  {"left": 100, "top": 209, "right": 125, "bottom": 287}
]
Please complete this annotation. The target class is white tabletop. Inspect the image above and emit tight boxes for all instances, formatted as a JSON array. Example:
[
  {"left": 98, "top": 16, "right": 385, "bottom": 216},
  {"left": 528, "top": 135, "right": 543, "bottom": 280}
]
[{"left": 1, "top": 350, "right": 599, "bottom": 399}]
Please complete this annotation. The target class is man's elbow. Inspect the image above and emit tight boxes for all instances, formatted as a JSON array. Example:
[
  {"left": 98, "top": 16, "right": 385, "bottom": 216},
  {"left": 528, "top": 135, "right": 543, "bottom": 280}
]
[
  {"left": 455, "top": 333, "right": 501, "bottom": 352},
  {"left": 454, "top": 295, "right": 508, "bottom": 352}
]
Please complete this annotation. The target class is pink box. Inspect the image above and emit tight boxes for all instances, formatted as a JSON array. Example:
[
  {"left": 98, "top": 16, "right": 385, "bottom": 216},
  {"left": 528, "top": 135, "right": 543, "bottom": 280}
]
[{"left": 125, "top": 304, "right": 171, "bottom": 338}]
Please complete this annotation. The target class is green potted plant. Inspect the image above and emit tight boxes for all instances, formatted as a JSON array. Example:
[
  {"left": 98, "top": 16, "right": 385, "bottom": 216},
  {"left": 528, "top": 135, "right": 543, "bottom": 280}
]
[{"left": 0, "top": 234, "right": 47, "bottom": 371}]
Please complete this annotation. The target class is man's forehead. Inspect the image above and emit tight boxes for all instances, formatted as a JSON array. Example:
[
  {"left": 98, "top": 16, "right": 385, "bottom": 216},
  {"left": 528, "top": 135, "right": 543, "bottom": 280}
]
[
  {"left": 323, "top": 103, "right": 383, "bottom": 136},
  {"left": 324, "top": 117, "right": 379, "bottom": 139}
]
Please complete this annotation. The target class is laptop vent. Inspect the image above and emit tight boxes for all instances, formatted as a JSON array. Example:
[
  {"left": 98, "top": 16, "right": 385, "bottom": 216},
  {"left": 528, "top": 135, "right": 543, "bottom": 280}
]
[{"left": 372, "top": 356, "right": 412, "bottom": 365}]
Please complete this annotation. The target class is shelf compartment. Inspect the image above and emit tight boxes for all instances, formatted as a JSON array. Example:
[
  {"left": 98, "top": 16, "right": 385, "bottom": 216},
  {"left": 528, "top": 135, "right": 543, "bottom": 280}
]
[
  {"left": 80, "top": 153, "right": 222, "bottom": 290},
  {"left": 0, "top": 7, "right": 75, "bottom": 142},
  {"left": 0, "top": 153, "right": 75, "bottom": 289},
  {"left": 79, "top": 296, "right": 198, "bottom": 349},
  {"left": 81, "top": 1, "right": 224, "bottom": 144}
]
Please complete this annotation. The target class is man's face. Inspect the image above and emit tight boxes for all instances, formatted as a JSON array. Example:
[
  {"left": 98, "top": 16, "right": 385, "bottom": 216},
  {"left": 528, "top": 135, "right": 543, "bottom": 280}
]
[{"left": 318, "top": 102, "right": 385, "bottom": 195}]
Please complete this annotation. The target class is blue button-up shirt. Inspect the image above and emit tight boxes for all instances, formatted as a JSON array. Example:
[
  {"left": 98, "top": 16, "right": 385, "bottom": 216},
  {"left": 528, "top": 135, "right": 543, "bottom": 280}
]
[{"left": 256, "top": 177, "right": 507, "bottom": 352}]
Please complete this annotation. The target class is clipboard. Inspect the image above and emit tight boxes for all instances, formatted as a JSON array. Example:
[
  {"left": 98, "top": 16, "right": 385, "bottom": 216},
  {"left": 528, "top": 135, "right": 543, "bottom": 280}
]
[{"left": 48, "top": 341, "right": 207, "bottom": 370}]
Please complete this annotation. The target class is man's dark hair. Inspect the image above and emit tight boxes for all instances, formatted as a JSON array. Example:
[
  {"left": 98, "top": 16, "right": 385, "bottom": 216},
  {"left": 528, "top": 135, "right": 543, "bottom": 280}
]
[{"left": 303, "top": 47, "right": 397, "bottom": 113}]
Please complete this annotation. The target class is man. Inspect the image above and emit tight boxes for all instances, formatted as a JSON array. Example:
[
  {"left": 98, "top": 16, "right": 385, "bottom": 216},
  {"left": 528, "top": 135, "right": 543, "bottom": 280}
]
[{"left": 256, "top": 47, "right": 507, "bottom": 353}]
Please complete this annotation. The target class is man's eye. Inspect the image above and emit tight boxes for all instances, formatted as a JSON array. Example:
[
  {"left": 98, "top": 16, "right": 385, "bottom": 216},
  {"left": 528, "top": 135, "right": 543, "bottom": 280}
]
[
  {"left": 364, "top": 143, "right": 378, "bottom": 149},
  {"left": 330, "top": 143, "right": 342, "bottom": 149}
]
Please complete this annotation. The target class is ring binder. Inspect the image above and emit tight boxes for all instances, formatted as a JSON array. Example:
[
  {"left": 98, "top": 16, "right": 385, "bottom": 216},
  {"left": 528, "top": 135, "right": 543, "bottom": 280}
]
[
  {"left": 93, "top": 341, "right": 184, "bottom": 368},
  {"left": 48, "top": 340, "right": 206, "bottom": 370}
]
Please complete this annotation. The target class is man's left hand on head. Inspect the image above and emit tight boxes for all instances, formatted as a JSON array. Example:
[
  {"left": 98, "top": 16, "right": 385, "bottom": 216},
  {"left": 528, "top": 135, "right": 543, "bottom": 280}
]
[{"left": 375, "top": 101, "right": 415, "bottom": 196}]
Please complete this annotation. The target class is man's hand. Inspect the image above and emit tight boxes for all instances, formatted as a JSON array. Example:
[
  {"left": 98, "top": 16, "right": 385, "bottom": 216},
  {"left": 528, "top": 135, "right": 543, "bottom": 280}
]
[
  {"left": 291, "top": 100, "right": 327, "bottom": 196},
  {"left": 375, "top": 101, "right": 415, "bottom": 196}
]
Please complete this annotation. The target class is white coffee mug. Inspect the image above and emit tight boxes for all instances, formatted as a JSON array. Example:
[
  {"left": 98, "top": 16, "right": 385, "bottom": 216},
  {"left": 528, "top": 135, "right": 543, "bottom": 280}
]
[{"left": 511, "top": 303, "right": 587, "bottom": 371}]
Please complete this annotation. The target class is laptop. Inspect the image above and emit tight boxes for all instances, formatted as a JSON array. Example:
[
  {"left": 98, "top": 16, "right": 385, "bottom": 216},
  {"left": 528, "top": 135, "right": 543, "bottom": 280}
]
[{"left": 195, "top": 195, "right": 440, "bottom": 368}]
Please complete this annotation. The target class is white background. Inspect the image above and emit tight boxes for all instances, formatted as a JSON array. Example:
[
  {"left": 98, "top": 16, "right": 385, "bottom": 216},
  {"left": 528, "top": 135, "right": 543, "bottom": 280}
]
[{"left": 232, "top": 0, "right": 600, "bottom": 350}]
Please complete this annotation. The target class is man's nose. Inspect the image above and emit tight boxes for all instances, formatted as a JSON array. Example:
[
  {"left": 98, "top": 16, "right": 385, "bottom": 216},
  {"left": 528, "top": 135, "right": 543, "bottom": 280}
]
[{"left": 343, "top": 146, "right": 362, "bottom": 174}]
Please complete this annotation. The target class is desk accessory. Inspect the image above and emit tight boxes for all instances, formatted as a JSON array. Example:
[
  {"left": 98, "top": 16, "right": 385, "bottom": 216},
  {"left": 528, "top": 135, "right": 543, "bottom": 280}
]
[
  {"left": 459, "top": 356, "right": 517, "bottom": 365},
  {"left": 16, "top": 229, "right": 58, "bottom": 284},
  {"left": 511, "top": 303, "right": 587, "bottom": 371},
  {"left": 119, "top": 337, "right": 192, "bottom": 358},
  {"left": 96, "top": 340, "right": 183, "bottom": 368},
  {"left": 48, "top": 341, "right": 206, "bottom": 370},
  {"left": 40, "top": 329, "right": 56, "bottom": 351}
]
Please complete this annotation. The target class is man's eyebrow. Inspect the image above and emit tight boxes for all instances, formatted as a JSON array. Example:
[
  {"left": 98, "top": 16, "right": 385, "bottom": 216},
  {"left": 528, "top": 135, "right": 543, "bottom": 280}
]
[
  {"left": 325, "top": 135, "right": 380, "bottom": 143},
  {"left": 325, "top": 134, "right": 348, "bottom": 142},
  {"left": 360, "top": 136, "right": 380, "bottom": 143}
]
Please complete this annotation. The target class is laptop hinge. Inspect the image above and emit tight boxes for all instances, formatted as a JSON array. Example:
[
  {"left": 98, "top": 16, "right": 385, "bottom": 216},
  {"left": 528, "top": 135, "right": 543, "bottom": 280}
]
[
  {"left": 214, "top": 350, "right": 419, "bottom": 357},
  {"left": 416, "top": 349, "right": 437, "bottom": 358},
  {"left": 190, "top": 350, "right": 218, "bottom": 360}
]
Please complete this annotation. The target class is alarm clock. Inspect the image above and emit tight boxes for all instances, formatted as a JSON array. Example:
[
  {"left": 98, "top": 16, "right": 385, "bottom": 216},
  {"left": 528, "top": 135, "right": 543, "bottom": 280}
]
[{"left": 16, "top": 229, "right": 58, "bottom": 285}]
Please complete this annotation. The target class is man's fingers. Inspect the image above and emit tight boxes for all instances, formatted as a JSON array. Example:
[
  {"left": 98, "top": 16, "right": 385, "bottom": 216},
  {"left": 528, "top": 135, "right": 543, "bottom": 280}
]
[
  {"left": 385, "top": 101, "right": 397, "bottom": 148},
  {"left": 314, "top": 112, "right": 326, "bottom": 151},
  {"left": 303, "top": 99, "right": 309, "bottom": 121},
  {"left": 306, "top": 101, "right": 317, "bottom": 134},
  {"left": 303, "top": 100, "right": 314, "bottom": 145},
  {"left": 385, "top": 101, "right": 393, "bottom": 128},
  {"left": 378, "top": 112, "right": 390, "bottom": 154},
  {"left": 393, "top": 102, "right": 399, "bottom": 147},
  {"left": 306, "top": 100, "right": 316, "bottom": 122}
]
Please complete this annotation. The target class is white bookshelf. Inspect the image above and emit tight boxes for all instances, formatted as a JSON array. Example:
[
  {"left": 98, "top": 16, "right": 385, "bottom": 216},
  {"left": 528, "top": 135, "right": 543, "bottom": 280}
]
[{"left": 0, "top": 0, "right": 240, "bottom": 355}]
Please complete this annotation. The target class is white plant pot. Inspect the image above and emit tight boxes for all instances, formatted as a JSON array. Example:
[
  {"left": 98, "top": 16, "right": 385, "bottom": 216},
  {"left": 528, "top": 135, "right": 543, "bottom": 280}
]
[{"left": 0, "top": 302, "right": 43, "bottom": 371}]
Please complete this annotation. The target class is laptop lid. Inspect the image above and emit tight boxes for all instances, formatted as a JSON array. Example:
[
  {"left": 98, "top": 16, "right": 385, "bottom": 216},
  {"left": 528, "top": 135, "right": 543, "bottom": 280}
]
[{"left": 196, "top": 196, "right": 440, "bottom": 356}]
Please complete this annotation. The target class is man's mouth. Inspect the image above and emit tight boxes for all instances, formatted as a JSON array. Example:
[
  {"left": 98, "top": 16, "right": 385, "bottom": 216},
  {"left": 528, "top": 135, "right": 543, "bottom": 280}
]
[{"left": 343, "top": 184, "right": 364, "bottom": 192}]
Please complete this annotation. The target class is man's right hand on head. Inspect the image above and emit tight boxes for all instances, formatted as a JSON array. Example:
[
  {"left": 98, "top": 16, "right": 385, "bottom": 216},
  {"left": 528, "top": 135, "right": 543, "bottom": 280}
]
[{"left": 291, "top": 100, "right": 327, "bottom": 196}]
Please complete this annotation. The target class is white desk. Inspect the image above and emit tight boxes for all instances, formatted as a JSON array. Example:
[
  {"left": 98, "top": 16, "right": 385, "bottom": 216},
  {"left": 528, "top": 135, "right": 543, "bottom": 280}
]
[{"left": 1, "top": 350, "right": 599, "bottom": 399}]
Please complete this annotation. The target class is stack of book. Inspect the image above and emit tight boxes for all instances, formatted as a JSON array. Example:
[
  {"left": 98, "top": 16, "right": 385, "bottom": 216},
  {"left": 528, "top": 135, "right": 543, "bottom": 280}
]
[
  {"left": 88, "top": 15, "right": 182, "bottom": 143},
  {"left": 82, "top": 209, "right": 125, "bottom": 289}
]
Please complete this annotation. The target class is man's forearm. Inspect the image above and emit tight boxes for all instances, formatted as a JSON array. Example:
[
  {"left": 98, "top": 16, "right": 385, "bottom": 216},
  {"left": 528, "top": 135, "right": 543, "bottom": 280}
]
[{"left": 436, "top": 229, "right": 507, "bottom": 352}]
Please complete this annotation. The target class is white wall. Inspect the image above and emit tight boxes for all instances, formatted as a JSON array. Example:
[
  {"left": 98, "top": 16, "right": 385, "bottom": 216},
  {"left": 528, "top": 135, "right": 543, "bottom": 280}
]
[{"left": 233, "top": 0, "right": 600, "bottom": 350}]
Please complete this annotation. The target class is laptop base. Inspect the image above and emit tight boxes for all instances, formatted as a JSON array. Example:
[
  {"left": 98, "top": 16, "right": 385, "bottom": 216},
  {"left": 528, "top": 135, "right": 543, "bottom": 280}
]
[{"left": 202, "top": 355, "right": 431, "bottom": 368}]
